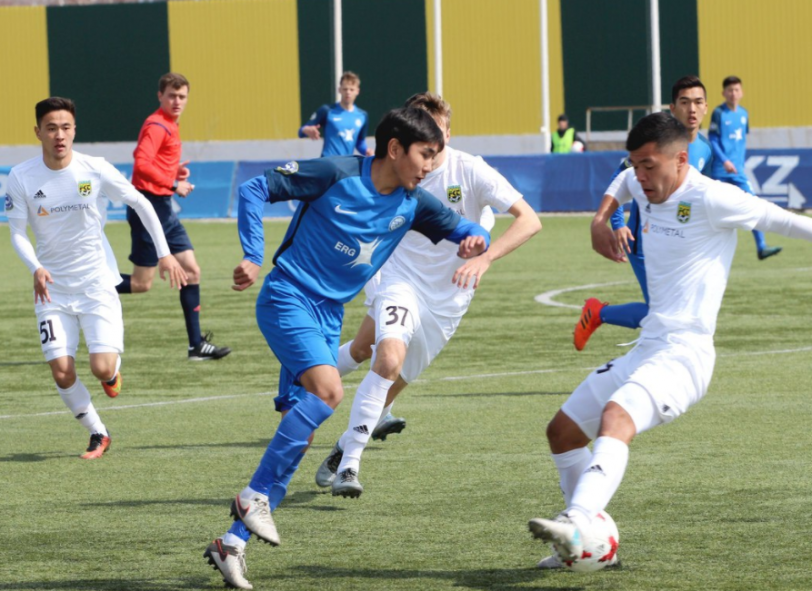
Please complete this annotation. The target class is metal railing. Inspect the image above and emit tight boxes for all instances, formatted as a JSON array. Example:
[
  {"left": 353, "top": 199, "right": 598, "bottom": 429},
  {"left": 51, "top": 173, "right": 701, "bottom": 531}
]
[{"left": 586, "top": 105, "right": 669, "bottom": 143}]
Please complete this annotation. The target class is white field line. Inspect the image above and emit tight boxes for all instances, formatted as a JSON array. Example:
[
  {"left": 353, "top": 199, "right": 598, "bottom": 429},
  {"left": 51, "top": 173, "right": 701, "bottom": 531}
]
[
  {"left": 534, "top": 281, "right": 630, "bottom": 310},
  {"left": 2, "top": 345, "right": 812, "bottom": 421}
]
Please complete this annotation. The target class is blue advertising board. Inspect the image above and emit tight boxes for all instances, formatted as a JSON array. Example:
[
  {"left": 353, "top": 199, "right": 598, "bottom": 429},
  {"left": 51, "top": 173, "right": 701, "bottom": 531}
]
[{"left": 3, "top": 150, "right": 812, "bottom": 223}]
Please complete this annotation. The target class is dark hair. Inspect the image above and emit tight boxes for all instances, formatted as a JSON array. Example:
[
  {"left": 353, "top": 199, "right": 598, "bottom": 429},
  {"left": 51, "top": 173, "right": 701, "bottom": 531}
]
[
  {"left": 557, "top": 114, "right": 568, "bottom": 122},
  {"left": 35, "top": 97, "right": 76, "bottom": 127},
  {"left": 723, "top": 75, "right": 742, "bottom": 89},
  {"left": 626, "top": 111, "right": 690, "bottom": 152},
  {"left": 671, "top": 75, "right": 706, "bottom": 103},
  {"left": 159, "top": 72, "right": 190, "bottom": 93},
  {"left": 374, "top": 107, "right": 444, "bottom": 159},
  {"left": 404, "top": 92, "right": 452, "bottom": 126}
]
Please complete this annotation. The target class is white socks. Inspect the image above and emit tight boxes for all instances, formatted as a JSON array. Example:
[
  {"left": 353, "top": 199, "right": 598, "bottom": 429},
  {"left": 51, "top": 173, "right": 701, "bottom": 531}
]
[
  {"left": 337, "top": 371, "right": 394, "bottom": 474},
  {"left": 337, "top": 341, "right": 362, "bottom": 377},
  {"left": 569, "top": 436, "right": 629, "bottom": 525},
  {"left": 552, "top": 447, "right": 592, "bottom": 507},
  {"left": 58, "top": 379, "right": 107, "bottom": 436},
  {"left": 376, "top": 403, "right": 394, "bottom": 428}
]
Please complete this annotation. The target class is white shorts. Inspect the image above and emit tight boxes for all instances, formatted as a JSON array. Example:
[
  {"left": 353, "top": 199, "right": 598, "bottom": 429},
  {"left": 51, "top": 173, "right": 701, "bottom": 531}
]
[
  {"left": 34, "top": 286, "right": 124, "bottom": 362},
  {"left": 370, "top": 277, "right": 462, "bottom": 383},
  {"left": 561, "top": 334, "right": 715, "bottom": 440}
]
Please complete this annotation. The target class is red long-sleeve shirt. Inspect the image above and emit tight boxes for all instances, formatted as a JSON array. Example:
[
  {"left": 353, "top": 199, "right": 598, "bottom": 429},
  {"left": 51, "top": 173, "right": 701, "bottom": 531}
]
[{"left": 131, "top": 108, "right": 182, "bottom": 196}]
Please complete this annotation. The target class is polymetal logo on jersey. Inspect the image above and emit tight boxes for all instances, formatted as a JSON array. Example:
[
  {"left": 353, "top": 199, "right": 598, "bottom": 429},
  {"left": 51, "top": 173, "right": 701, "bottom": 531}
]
[
  {"left": 447, "top": 185, "right": 462, "bottom": 203},
  {"left": 677, "top": 201, "right": 691, "bottom": 224},
  {"left": 78, "top": 180, "right": 92, "bottom": 197},
  {"left": 37, "top": 205, "right": 49, "bottom": 217}
]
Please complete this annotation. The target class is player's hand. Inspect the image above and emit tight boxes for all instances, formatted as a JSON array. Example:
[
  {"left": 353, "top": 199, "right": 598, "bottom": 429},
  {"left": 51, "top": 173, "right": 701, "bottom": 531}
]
[
  {"left": 158, "top": 255, "right": 188, "bottom": 290},
  {"left": 592, "top": 221, "right": 626, "bottom": 263},
  {"left": 457, "top": 235, "right": 487, "bottom": 259},
  {"left": 452, "top": 253, "right": 492, "bottom": 289},
  {"left": 614, "top": 226, "right": 635, "bottom": 255},
  {"left": 232, "top": 260, "right": 262, "bottom": 291},
  {"left": 365, "top": 148, "right": 375, "bottom": 156},
  {"left": 175, "top": 180, "right": 195, "bottom": 197},
  {"left": 177, "top": 160, "right": 191, "bottom": 181},
  {"left": 723, "top": 160, "right": 737, "bottom": 174},
  {"left": 302, "top": 125, "right": 321, "bottom": 140},
  {"left": 33, "top": 267, "right": 53, "bottom": 304}
]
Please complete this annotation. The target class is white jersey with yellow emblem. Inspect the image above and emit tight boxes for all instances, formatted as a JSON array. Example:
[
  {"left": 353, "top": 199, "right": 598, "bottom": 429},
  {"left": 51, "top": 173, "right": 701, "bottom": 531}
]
[
  {"left": 376, "top": 146, "right": 522, "bottom": 317},
  {"left": 5, "top": 151, "right": 168, "bottom": 292},
  {"left": 611, "top": 166, "right": 770, "bottom": 340}
]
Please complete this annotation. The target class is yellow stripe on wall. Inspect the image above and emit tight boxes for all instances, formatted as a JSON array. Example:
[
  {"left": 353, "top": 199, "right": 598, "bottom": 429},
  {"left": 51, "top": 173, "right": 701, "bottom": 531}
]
[
  {"left": 698, "top": 0, "right": 812, "bottom": 127},
  {"left": 426, "top": 0, "right": 563, "bottom": 136},
  {"left": 168, "top": 0, "right": 300, "bottom": 141},
  {"left": 0, "top": 7, "right": 49, "bottom": 145}
]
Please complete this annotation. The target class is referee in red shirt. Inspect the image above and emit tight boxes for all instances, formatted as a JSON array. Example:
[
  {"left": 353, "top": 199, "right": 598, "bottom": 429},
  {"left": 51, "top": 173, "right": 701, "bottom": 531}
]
[{"left": 117, "top": 73, "right": 230, "bottom": 361}]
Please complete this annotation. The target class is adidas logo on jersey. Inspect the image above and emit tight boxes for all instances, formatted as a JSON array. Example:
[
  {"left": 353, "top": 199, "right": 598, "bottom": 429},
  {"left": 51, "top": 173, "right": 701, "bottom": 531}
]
[
  {"left": 352, "top": 425, "right": 369, "bottom": 435},
  {"left": 34, "top": 190, "right": 46, "bottom": 199}
]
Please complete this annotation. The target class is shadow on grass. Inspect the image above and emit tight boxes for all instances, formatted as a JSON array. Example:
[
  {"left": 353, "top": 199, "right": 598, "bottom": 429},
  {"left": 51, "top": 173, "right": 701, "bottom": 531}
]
[
  {"left": 0, "top": 451, "right": 75, "bottom": 463},
  {"left": 291, "top": 565, "right": 586, "bottom": 590},
  {"left": 0, "top": 360, "right": 47, "bottom": 366},
  {"left": 131, "top": 439, "right": 270, "bottom": 451},
  {"left": 423, "top": 391, "right": 570, "bottom": 398},
  {"left": 0, "top": 577, "right": 210, "bottom": 590},
  {"left": 82, "top": 490, "right": 342, "bottom": 512}
]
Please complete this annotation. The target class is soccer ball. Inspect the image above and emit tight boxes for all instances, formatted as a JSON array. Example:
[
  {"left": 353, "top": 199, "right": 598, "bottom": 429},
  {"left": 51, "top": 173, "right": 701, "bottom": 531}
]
[
  {"left": 570, "top": 140, "right": 585, "bottom": 153},
  {"left": 554, "top": 511, "right": 620, "bottom": 572}
]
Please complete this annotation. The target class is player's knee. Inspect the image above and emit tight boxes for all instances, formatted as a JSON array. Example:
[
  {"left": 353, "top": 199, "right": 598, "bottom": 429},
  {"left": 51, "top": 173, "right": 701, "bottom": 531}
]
[
  {"left": 89, "top": 359, "right": 116, "bottom": 382},
  {"left": 371, "top": 340, "right": 405, "bottom": 381},
  {"left": 546, "top": 411, "right": 588, "bottom": 452},
  {"left": 52, "top": 367, "right": 77, "bottom": 389},
  {"left": 310, "top": 383, "right": 344, "bottom": 409},
  {"left": 349, "top": 338, "right": 372, "bottom": 363},
  {"left": 131, "top": 277, "right": 153, "bottom": 292},
  {"left": 184, "top": 264, "right": 201, "bottom": 285}
]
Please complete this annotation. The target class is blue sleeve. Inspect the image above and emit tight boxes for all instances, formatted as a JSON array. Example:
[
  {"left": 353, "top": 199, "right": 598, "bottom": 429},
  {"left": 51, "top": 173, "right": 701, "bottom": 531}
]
[
  {"left": 237, "top": 176, "right": 271, "bottom": 265},
  {"left": 411, "top": 190, "right": 490, "bottom": 248},
  {"left": 708, "top": 108, "right": 728, "bottom": 163},
  {"left": 701, "top": 137, "right": 714, "bottom": 176},
  {"left": 355, "top": 113, "right": 369, "bottom": 154},
  {"left": 609, "top": 159, "right": 631, "bottom": 230},
  {"left": 298, "top": 105, "right": 329, "bottom": 138},
  {"left": 263, "top": 158, "right": 343, "bottom": 203}
]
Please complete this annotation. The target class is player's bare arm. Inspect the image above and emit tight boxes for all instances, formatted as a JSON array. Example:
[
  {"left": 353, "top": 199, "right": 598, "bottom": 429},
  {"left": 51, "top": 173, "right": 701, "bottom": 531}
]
[
  {"left": 158, "top": 254, "right": 188, "bottom": 290},
  {"left": 302, "top": 125, "right": 321, "bottom": 140},
  {"left": 591, "top": 194, "right": 626, "bottom": 263},
  {"left": 232, "top": 260, "right": 262, "bottom": 292},
  {"left": 452, "top": 199, "right": 541, "bottom": 289},
  {"left": 33, "top": 267, "right": 53, "bottom": 304}
]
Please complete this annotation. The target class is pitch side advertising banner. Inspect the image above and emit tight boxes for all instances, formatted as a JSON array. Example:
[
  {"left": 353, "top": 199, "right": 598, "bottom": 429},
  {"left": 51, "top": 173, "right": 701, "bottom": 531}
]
[{"left": 3, "top": 151, "right": 812, "bottom": 222}]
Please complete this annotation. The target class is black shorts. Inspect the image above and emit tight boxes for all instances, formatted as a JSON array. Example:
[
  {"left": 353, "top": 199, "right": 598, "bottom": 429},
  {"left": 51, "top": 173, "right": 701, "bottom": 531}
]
[{"left": 127, "top": 191, "right": 194, "bottom": 267}]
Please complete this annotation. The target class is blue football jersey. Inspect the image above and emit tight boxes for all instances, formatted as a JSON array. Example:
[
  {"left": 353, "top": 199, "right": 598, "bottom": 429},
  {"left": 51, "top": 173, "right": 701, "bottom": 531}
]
[
  {"left": 238, "top": 156, "right": 489, "bottom": 304},
  {"left": 299, "top": 103, "right": 369, "bottom": 157},
  {"left": 708, "top": 103, "right": 749, "bottom": 180}
]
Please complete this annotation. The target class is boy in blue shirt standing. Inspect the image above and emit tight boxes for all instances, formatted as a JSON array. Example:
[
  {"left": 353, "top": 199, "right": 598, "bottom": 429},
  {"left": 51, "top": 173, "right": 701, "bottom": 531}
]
[
  {"left": 299, "top": 71, "right": 374, "bottom": 157},
  {"left": 709, "top": 75, "right": 781, "bottom": 260},
  {"left": 203, "top": 107, "right": 490, "bottom": 590}
]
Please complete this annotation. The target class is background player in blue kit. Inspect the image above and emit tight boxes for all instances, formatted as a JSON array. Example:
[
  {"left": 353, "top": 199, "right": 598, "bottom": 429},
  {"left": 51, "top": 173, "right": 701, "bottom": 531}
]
[
  {"left": 573, "top": 77, "right": 715, "bottom": 353},
  {"left": 709, "top": 75, "right": 781, "bottom": 261},
  {"left": 299, "top": 71, "right": 374, "bottom": 157},
  {"left": 203, "top": 107, "right": 490, "bottom": 590}
]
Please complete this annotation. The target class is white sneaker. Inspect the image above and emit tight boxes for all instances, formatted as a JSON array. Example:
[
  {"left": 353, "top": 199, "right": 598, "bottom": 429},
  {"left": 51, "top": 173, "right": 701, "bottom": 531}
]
[
  {"left": 204, "top": 538, "right": 253, "bottom": 590},
  {"left": 332, "top": 468, "right": 364, "bottom": 498},
  {"left": 315, "top": 443, "right": 343, "bottom": 488},
  {"left": 536, "top": 553, "right": 563, "bottom": 569},
  {"left": 230, "top": 493, "right": 280, "bottom": 546},
  {"left": 528, "top": 514, "right": 583, "bottom": 561}
]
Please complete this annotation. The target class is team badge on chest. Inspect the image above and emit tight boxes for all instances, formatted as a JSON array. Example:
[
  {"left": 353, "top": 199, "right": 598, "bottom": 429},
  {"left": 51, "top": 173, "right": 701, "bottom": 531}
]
[
  {"left": 78, "top": 180, "right": 92, "bottom": 197},
  {"left": 446, "top": 185, "right": 462, "bottom": 203},
  {"left": 677, "top": 201, "right": 691, "bottom": 224}
]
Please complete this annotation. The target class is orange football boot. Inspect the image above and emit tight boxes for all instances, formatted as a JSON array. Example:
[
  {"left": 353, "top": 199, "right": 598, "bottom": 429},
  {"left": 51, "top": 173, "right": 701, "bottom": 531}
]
[
  {"left": 80, "top": 433, "right": 111, "bottom": 460},
  {"left": 102, "top": 372, "right": 122, "bottom": 398},
  {"left": 573, "top": 298, "right": 607, "bottom": 351}
]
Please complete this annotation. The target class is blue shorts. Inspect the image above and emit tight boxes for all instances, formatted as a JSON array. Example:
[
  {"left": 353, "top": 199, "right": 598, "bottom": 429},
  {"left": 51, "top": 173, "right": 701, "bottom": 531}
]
[
  {"left": 127, "top": 191, "right": 194, "bottom": 267},
  {"left": 256, "top": 268, "right": 344, "bottom": 412}
]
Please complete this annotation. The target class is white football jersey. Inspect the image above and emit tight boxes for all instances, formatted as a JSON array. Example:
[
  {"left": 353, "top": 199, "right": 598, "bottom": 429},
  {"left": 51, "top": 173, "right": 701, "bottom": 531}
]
[
  {"left": 5, "top": 152, "right": 152, "bottom": 292},
  {"left": 379, "top": 146, "right": 522, "bottom": 317},
  {"left": 610, "top": 166, "right": 769, "bottom": 339}
]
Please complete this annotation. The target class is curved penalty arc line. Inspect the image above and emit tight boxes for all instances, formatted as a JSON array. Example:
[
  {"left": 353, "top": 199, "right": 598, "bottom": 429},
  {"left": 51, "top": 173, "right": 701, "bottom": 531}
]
[{"left": 534, "top": 281, "right": 631, "bottom": 310}]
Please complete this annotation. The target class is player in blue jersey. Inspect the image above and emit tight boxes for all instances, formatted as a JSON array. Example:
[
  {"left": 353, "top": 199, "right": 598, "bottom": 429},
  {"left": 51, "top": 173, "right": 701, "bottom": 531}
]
[
  {"left": 203, "top": 107, "right": 490, "bottom": 590},
  {"left": 299, "top": 71, "right": 374, "bottom": 157},
  {"left": 709, "top": 75, "right": 781, "bottom": 261},
  {"left": 572, "top": 76, "right": 715, "bottom": 354}
]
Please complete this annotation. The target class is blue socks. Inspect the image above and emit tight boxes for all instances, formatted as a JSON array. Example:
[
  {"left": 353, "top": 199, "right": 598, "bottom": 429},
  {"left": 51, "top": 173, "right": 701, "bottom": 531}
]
[
  {"left": 752, "top": 229, "right": 767, "bottom": 253},
  {"left": 268, "top": 450, "right": 307, "bottom": 510},
  {"left": 116, "top": 274, "right": 132, "bottom": 294},
  {"left": 180, "top": 284, "right": 202, "bottom": 347},
  {"left": 249, "top": 393, "right": 333, "bottom": 495},
  {"left": 600, "top": 302, "right": 648, "bottom": 329}
]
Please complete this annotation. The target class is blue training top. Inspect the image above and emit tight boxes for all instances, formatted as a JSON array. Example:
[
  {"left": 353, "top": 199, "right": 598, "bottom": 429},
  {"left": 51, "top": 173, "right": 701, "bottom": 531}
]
[
  {"left": 238, "top": 156, "right": 490, "bottom": 304},
  {"left": 708, "top": 103, "right": 749, "bottom": 182},
  {"left": 298, "top": 103, "right": 370, "bottom": 157}
]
